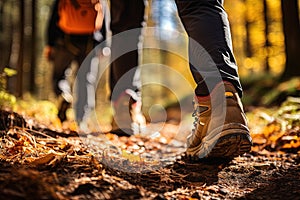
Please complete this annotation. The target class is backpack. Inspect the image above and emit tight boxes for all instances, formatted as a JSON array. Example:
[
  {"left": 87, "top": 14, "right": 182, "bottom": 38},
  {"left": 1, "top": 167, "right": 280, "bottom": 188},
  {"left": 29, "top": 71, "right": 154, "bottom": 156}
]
[{"left": 58, "top": 0, "right": 97, "bottom": 34}]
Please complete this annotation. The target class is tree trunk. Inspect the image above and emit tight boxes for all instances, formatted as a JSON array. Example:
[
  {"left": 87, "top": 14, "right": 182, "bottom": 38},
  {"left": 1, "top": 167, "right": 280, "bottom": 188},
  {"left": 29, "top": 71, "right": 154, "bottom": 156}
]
[
  {"left": 263, "top": 0, "right": 270, "bottom": 72},
  {"left": 0, "top": 0, "right": 13, "bottom": 71},
  {"left": 16, "top": 0, "right": 25, "bottom": 97},
  {"left": 244, "top": 0, "right": 253, "bottom": 58},
  {"left": 280, "top": 0, "right": 300, "bottom": 80},
  {"left": 30, "top": 0, "right": 36, "bottom": 93}
]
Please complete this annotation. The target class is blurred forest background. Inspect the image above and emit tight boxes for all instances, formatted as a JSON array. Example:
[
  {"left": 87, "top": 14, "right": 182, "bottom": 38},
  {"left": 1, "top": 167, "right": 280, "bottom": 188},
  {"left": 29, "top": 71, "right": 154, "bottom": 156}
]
[{"left": 0, "top": 0, "right": 299, "bottom": 122}]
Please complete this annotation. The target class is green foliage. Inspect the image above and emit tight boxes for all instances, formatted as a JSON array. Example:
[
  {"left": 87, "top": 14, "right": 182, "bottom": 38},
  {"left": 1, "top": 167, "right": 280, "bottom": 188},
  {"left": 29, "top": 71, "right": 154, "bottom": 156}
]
[
  {"left": 242, "top": 75, "right": 300, "bottom": 107},
  {"left": 275, "top": 96, "right": 300, "bottom": 128},
  {"left": 0, "top": 67, "right": 17, "bottom": 108},
  {"left": 262, "top": 77, "right": 300, "bottom": 105},
  {"left": 3, "top": 67, "right": 17, "bottom": 77},
  {"left": 241, "top": 73, "right": 277, "bottom": 106}
]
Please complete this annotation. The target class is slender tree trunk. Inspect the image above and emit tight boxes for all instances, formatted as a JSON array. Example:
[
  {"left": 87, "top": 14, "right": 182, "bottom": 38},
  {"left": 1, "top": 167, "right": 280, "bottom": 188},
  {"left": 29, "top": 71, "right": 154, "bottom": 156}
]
[
  {"left": 16, "top": 0, "right": 25, "bottom": 97},
  {"left": 280, "top": 0, "right": 300, "bottom": 80},
  {"left": 244, "top": 0, "right": 253, "bottom": 58},
  {"left": 263, "top": 0, "right": 270, "bottom": 72},
  {"left": 0, "top": 0, "right": 13, "bottom": 71},
  {"left": 30, "top": 0, "right": 36, "bottom": 93}
]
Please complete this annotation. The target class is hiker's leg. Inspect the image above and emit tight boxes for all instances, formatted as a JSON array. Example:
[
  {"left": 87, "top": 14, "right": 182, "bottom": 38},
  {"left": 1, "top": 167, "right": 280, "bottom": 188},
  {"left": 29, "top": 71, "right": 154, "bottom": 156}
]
[
  {"left": 108, "top": 0, "right": 146, "bottom": 135},
  {"left": 52, "top": 39, "right": 75, "bottom": 97},
  {"left": 72, "top": 35, "right": 98, "bottom": 123},
  {"left": 175, "top": 0, "right": 252, "bottom": 158},
  {"left": 175, "top": 0, "right": 242, "bottom": 97},
  {"left": 109, "top": 0, "right": 145, "bottom": 101},
  {"left": 51, "top": 37, "right": 76, "bottom": 122}
]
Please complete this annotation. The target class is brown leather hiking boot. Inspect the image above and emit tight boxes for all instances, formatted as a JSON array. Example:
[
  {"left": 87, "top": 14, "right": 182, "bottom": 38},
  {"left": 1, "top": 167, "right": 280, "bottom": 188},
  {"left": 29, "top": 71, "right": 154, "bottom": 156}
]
[
  {"left": 186, "top": 81, "right": 252, "bottom": 159},
  {"left": 111, "top": 89, "right": 146, "bottom": 136}
]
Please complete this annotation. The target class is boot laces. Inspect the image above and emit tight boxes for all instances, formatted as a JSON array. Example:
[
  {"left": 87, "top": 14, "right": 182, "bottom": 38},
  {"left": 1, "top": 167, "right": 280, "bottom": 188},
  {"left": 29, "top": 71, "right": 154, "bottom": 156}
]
[{"left": 191, "top": 100, "right": 206, "bottom": 133}]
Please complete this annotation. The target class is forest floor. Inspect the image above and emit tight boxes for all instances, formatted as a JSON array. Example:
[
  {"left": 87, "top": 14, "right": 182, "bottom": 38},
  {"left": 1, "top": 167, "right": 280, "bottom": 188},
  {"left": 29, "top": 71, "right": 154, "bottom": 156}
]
[{"left": 0, "top": 97, "right": 299, "bottom": 200}]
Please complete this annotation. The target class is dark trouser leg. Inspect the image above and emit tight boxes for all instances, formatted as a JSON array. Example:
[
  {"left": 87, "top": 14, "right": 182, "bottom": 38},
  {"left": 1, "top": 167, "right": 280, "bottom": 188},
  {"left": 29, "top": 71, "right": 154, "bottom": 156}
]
[
  {"left": 175, "top": 0, "right": 243, "bottom": 97},
  {"left": 52, "top": 40, "right": 75, "bottom": 122},
  {"left": 52, "top": 41, "right": 75, "bottom": 97},
  {"left": 110, "top": 0, "right": 145, "bottom": 101},
  {"left": 175, "top": 1, "right": 252, "bottom": 159},
  {"left": 70, "top": 35, "right": 98, "bottom": 123}
]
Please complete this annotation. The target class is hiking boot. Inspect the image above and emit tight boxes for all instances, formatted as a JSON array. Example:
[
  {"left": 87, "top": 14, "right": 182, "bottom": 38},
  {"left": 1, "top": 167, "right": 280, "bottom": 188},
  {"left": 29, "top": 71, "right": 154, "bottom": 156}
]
[
  {"left": 186, "top": 81, "right": 252, "bottom": 159},
  {"left": 58, "top": 99, "right": 71, "bottom": 122},
  {"left": 111, "top": 89, "right": 146, "bottom": 136},
  {"left": 57, "top": 79, "right": 73, "bottom": 122}
]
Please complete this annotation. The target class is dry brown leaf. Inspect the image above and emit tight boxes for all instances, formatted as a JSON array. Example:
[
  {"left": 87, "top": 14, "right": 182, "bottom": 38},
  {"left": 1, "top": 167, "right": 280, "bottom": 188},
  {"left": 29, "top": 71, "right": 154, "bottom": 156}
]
[
  {"left": 30, "top": 152, "right": 57, "bottom": 166},
  {"left": 282, "top": 141, "right": 300, "bottom": 149}
]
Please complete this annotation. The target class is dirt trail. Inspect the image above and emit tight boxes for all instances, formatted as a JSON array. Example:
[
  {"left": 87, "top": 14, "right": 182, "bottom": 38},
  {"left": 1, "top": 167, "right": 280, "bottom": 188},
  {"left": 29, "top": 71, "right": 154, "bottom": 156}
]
[{"left": 0, "top": 109, "right": 299, "bottom": 199}]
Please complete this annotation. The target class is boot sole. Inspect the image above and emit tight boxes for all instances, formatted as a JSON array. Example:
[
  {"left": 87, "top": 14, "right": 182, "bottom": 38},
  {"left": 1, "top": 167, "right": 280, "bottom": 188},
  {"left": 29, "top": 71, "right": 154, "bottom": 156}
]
[
  {"left": 207, "top": 132, "right": 252, "bottom": 158},
  {"left": 186, "top": 123, "right": 252, "bottom": 159}
]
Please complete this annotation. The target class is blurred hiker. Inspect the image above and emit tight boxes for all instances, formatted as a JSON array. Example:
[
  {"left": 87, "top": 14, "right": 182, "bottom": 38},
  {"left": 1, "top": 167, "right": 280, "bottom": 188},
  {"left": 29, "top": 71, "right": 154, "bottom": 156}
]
[
  {"left": 44, "top": 0, "right": 105, "bottom": 122},
  {"left": 104, "top": 0, "right": 147, "bottom": 135},
  {"left": 93, "top": 0, "right": 252, "bottom": 159}
]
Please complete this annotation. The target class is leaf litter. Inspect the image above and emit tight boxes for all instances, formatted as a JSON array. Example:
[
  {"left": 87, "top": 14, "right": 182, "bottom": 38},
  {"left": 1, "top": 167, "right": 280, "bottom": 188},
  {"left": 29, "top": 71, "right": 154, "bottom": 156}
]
[{"left": 0, "top": 97, "right": 299, "bottom": 199}]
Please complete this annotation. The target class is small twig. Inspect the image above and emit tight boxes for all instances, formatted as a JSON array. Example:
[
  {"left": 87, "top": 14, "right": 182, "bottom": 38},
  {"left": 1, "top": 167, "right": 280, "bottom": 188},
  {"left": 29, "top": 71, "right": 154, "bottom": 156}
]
[
  {"left": 14, "top": 127, "right": 37, "bottom": 148},
  {"left": 20, "top": 127, "right": 53, "bottom": 138}
]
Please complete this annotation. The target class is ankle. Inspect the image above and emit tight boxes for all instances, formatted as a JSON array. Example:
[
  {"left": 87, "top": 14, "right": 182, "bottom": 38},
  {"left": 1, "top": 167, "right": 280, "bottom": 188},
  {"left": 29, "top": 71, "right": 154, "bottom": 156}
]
[{"left": 195, "top": 81, "right": 237, "bottom": 100}]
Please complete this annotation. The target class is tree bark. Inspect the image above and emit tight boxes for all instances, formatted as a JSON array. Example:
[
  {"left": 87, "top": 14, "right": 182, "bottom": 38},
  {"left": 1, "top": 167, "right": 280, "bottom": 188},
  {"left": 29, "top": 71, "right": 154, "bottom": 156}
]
[
  {"left": 16, "top": 0, "right": 25, "bottom": 97},
  {"left": 280, "top": 0, "right": 300, "bottom": 80},
  {"left": 263, "top": 0, "right": 270, "bottom": 72},
  {"left": 30, "top": 0, "right": 36, "bottom": 93},
  {"left": 243, "top": 0, "right": 253, "bottom": 59}
]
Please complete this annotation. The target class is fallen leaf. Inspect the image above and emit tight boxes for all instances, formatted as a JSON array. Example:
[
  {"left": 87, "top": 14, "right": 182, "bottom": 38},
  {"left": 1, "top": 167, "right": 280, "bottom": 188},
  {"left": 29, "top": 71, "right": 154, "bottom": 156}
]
[{"left": 30, "top": 152, "right": 57, "bottom": 166}]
